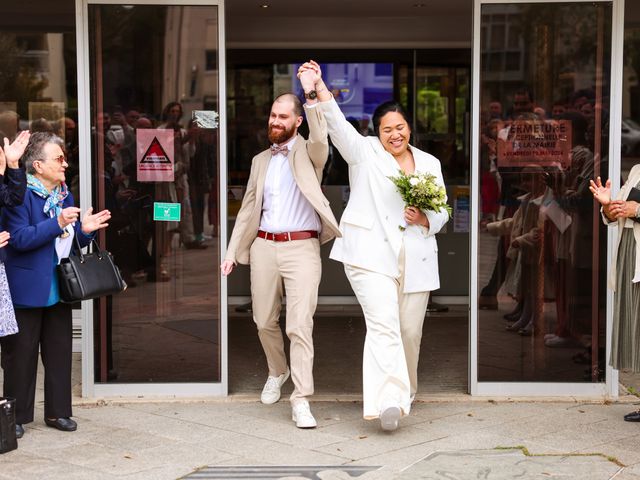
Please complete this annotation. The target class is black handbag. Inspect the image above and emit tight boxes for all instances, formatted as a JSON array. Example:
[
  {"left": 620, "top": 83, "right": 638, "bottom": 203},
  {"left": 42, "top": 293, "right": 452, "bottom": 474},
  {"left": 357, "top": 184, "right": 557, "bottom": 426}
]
[
  {"left": 56, "top": 236, "right": 126, "bottom": 303},
  {"left": 0, "top": 397, "right": 17, "bottom": 454}
]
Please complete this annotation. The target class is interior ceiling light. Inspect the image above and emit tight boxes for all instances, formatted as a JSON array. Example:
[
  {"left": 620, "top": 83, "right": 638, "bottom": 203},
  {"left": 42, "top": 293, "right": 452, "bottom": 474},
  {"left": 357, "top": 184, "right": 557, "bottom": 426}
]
[{"left": 260, "top": 3, "right": 270, "bottom": 8}]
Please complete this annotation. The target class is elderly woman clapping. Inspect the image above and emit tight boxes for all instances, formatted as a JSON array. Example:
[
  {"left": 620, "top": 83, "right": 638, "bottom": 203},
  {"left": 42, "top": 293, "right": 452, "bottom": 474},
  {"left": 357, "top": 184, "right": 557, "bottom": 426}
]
[{"left": 0, "top": 132, "right": 111, "bottom": 439}]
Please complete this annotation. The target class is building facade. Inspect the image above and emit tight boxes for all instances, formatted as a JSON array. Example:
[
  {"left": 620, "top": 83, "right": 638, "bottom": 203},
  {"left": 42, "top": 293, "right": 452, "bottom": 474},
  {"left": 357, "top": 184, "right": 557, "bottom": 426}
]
[{"left": 0, "top": 0, "right": 637, "bottom": 398}]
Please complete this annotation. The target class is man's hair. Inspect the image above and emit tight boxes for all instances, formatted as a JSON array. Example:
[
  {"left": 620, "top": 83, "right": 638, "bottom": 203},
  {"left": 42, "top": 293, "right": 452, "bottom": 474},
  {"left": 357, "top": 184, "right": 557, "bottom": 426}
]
[
  {"left": 22, "top": 132, "right": 64, "bottom": 174},
  {"left": 274, "top": 93, "right": 303, "bottom": 117},
  {"left": 372, "top": 101, "right": 412, "bottom": 137}
]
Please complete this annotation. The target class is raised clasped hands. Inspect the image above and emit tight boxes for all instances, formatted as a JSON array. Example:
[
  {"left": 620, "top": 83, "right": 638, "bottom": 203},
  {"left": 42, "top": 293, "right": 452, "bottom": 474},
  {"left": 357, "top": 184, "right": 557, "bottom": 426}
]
[{"left": 297, "top": 60, "right": 322, "bottom": 86}]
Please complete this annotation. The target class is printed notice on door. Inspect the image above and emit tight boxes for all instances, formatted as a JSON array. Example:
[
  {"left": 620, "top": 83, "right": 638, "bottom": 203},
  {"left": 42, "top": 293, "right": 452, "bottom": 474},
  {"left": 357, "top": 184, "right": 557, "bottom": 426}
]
[
  {"left": 137, "top": 129, "right": 174, "bottom": 182},
  {"left": 497, "top": 120, "right": 572, "bottom": 168}
]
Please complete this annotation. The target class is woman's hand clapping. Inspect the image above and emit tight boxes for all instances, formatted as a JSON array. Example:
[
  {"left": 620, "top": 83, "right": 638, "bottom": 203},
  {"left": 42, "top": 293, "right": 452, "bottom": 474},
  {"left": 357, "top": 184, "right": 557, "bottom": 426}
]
[
  {"left": 589, "top": 176, "right": 612, "bottom": 206},
  {"left": 80, "top": 207, "right": 111, "bottom": 234}
]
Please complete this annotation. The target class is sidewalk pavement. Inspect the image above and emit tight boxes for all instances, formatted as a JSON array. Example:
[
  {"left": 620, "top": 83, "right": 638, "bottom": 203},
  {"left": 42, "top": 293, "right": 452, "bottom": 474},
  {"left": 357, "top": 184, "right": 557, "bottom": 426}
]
[{"left": 1, "top": 359, "right": 639, "bottom": 480}]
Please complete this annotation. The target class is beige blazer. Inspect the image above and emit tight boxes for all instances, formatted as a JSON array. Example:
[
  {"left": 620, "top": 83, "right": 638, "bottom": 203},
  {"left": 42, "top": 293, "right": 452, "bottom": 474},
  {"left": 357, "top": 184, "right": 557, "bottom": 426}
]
[{"left": 224, "top": 112, "right": 341, "bottom": 265}]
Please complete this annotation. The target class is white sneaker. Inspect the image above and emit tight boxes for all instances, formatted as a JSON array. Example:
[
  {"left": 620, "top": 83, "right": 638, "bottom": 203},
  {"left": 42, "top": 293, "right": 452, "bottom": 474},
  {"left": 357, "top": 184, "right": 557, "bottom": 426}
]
[
  {"left": 291, "top": 400, "right": 317, "bottom": 429},
  {"left": 380, "top": 405, "right": 401, "bottom": 431},
  {"left": 260, "top": 368, "right": 290, "bottom": 405}
]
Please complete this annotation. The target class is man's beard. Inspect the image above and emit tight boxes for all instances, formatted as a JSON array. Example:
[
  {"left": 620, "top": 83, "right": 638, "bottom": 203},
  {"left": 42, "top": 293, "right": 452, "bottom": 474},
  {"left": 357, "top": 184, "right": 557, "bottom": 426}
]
[{"left": 268, "top": 123, "right": 296, "bottom": 144}]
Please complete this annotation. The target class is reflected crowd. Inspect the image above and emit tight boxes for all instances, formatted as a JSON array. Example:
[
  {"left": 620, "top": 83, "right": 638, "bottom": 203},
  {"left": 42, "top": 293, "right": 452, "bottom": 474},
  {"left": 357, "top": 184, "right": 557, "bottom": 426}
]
[{"left": 478, "top": 86, "right": 608, "bottom": 379}]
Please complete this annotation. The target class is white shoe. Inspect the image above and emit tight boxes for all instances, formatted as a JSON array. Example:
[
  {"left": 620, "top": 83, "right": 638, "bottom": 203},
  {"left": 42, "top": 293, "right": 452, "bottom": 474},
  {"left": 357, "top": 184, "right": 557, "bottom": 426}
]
[
  {"left": 260, "top": 368, "right": 290, "bottom": 405},
  {"left": 380, "top": 405, "right": 401, "bottom": 431},
  {"left": 291, "top": 400, "right": 317, "bottom": 428},
  {"left": 544, "top": 333, "right": 557, "bottom": 341}
]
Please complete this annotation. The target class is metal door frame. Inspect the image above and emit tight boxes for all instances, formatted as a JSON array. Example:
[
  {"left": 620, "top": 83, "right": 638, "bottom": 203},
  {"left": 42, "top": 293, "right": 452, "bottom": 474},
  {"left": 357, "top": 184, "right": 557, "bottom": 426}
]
[
  {"left": 75, "top": 0, "right": 228, "bottom": 397},
  {"left": 470, "top": 0, "right": 625, "bottom": 396}
]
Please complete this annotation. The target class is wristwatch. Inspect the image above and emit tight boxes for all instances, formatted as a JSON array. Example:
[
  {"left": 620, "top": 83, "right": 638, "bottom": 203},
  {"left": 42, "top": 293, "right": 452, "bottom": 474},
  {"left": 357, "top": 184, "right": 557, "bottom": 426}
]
[
  {"left": 304, "top": 90, "right": 317, "bottom": 100},
  {"left": 635, "top": 204, "right": 640, "bottom": 218}
]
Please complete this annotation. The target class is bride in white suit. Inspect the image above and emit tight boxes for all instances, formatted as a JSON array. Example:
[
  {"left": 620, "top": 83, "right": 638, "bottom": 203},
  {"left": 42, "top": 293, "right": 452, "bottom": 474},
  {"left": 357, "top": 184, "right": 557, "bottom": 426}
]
[{"left": 298, "top": 61, "right": 449, "bottom": 430}]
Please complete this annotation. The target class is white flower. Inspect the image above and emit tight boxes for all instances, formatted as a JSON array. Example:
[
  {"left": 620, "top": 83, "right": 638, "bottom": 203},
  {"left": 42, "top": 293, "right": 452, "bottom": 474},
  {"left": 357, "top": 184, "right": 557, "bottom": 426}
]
[{"left": 409, "top": 177, "right": 419, "bottom": 186}]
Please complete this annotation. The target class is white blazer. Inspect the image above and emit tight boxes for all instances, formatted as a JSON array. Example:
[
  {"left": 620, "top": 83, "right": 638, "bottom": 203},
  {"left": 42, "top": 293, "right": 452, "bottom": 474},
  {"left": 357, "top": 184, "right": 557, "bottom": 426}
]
[{"left": 307, "top": 99, "right": 449, "bottom": 293}]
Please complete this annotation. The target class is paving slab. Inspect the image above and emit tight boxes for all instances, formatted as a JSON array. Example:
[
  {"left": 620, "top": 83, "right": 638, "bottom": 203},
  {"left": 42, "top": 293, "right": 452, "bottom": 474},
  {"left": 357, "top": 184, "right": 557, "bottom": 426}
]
[{"left": 394, "top": 449, "right": 623, "bottom": 480}]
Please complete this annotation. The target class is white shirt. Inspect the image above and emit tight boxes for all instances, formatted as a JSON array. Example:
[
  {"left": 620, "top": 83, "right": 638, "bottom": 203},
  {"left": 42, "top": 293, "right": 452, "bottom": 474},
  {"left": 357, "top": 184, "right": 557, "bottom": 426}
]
[{"left": 259, "top": 136, "right": 322, "bottom": 233}]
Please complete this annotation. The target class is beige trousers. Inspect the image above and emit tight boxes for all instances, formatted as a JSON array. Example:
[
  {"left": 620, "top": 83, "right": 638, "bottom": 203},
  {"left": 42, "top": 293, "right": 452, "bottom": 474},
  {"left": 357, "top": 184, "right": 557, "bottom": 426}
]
[
  {"left": 249, "top": 236, "right": 321, "bottom": 404},
  {"left": 344, "top": 247, "right": 430, "bottom": 419}
]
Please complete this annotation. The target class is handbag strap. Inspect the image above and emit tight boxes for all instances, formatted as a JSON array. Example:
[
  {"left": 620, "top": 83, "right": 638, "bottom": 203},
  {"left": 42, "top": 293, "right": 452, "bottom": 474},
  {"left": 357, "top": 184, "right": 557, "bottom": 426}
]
[{"left": 71, "top": 233, "right": 102, "bottom": 263}]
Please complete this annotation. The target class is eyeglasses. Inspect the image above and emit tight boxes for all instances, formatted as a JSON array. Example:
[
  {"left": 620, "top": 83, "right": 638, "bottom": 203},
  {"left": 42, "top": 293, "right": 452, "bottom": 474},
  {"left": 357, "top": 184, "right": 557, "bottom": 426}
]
[
  {"left": 47, "top": 155, "right": 67, "bottom": 165},
  {"left": 36, "top": 155, "right": 67, "bottom": 166}
]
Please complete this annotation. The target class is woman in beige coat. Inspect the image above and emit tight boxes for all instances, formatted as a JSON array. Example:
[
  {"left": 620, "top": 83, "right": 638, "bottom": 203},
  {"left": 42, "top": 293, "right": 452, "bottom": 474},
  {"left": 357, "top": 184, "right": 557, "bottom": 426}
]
[{"left": 590, "top": 168, "right": 640, "bottom": 423}]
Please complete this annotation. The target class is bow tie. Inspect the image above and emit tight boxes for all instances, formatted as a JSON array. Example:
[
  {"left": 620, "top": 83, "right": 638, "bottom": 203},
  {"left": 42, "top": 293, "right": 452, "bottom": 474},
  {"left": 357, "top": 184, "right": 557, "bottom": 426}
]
[{"left": 270, "top": 144, "right": 289, "bottom": 157}]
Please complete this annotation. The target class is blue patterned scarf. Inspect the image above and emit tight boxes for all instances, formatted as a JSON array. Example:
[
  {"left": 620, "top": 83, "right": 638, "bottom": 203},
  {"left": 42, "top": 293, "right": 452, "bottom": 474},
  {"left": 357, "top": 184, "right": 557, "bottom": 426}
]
[{"left": 26, "top": 174, "right": 69, "bottom": 218}]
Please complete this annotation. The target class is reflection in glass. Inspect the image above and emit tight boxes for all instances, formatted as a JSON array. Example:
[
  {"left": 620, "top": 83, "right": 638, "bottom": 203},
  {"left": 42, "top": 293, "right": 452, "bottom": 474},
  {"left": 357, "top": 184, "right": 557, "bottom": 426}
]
[
  {"left": 89, "top": 5, "right": 221, "bottom": 383},
  {"left": 477, "top": 2, "right": 612, "bottom": 383}
]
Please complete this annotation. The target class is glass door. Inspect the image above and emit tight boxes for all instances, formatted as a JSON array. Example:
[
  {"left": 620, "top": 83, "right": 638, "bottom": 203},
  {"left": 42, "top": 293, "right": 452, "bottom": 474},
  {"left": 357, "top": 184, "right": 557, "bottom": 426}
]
[
  {"left": 76, "top": 0, "right": 227, "bottom": 396},
  {"left": 471, "top": 0, "right": 624, "bottom": 396}
]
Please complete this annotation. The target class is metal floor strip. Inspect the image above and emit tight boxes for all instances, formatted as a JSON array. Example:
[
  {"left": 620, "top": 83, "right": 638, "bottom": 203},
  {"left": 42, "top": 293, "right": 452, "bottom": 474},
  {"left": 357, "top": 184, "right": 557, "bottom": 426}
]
[{"left": 182, "top": 465, "right": 380, "bottom": 479}]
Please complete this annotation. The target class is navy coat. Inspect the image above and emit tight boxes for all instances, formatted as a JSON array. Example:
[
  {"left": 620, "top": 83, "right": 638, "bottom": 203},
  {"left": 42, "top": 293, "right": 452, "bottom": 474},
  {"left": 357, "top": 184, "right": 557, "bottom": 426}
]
[{"left": 1, "top": 189, "right": 91, "bottom": 307}]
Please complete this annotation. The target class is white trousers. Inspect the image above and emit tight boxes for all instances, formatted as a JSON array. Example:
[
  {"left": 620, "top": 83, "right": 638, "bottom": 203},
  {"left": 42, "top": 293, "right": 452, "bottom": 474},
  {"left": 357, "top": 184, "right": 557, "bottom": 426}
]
[{"left": 344, "top": 248, "right": 430, "bottom": 419}]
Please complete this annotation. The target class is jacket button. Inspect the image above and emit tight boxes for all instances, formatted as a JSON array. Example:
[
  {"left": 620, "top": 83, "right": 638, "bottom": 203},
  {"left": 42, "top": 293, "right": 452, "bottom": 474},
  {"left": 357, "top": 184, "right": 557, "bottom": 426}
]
[{"left": 384, "top": 238, "right": 388, "bottom": 242}]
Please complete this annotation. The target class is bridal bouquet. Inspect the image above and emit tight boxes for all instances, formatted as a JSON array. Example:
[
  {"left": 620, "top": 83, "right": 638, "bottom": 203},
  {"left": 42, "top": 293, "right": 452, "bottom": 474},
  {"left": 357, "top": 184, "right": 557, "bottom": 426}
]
[{"left": 388, "top": 170, "right": 451, "bottom": 231}]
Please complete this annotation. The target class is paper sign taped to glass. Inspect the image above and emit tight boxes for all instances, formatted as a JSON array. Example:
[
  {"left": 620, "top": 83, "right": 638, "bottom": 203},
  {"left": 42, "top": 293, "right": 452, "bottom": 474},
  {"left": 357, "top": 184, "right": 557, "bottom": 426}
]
[
  {"left": 136, "top": 129, "right": 174, "bottom": 182},
  {"left": 496, "top": 119, "right": 572, "bottom": 168},
  {"left": 192, "top": 110, "right": 219, "bottom": 129}
]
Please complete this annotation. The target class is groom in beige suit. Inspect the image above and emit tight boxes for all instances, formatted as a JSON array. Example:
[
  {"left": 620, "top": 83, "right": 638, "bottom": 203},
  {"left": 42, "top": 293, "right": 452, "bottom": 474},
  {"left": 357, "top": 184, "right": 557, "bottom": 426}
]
[{"left": 221, "top": 90, "right": 340, "bottom": 428}]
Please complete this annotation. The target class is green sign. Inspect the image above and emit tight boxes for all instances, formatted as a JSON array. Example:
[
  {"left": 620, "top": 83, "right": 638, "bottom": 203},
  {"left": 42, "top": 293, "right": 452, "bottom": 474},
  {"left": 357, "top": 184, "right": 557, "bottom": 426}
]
[{"left": 153, "top": 202, "right": 181, "bottom": 222}]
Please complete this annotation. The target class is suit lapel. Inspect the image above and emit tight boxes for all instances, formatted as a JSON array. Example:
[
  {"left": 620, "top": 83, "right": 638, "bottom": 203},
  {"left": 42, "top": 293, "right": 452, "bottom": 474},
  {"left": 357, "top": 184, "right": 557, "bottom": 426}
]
[
  {"left": 370, "top": 139, "right": 403, "bottom": 178},
  {"left": 287, "top": 134, "right": 305, "bottom": 183},
  {"left": 254, "top": 149, "right": 272, "bottom": 208}
]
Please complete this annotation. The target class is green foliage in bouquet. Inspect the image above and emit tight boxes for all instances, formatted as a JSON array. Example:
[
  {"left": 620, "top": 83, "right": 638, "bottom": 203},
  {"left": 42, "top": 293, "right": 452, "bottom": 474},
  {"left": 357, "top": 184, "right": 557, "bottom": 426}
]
[{"left": 388, "top": 170, "right": 452, "bottom": 217}]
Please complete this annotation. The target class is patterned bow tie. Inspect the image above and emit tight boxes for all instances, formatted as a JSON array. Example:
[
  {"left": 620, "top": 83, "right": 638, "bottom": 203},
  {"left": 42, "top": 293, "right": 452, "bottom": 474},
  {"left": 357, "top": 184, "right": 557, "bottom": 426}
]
[{"left": 270, "top": 144, "right": 289, "bottom": 157}]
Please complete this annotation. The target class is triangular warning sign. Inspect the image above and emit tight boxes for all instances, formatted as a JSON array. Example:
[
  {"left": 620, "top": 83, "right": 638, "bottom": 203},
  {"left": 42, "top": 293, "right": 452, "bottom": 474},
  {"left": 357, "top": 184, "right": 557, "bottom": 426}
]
[{"left": 141, "top": 137, "right": 171, "bottom": 164}]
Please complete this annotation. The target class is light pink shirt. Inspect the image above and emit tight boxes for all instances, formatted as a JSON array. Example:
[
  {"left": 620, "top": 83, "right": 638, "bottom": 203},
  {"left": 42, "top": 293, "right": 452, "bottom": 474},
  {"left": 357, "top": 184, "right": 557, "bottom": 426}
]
[{"left": 259, "top": 136, "right": 321, "bottom": 233}]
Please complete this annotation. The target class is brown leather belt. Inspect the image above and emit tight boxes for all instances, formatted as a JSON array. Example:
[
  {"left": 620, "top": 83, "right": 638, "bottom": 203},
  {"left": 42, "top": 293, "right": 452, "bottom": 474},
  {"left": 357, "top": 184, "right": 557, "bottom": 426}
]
[{"left": 257, "top": 230, "right": 319, "bottom": 242}]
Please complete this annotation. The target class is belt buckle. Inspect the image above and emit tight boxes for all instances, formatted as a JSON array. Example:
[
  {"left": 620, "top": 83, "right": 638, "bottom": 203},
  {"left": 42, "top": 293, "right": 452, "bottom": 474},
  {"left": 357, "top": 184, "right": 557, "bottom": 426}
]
[{"left": 284, "top": 232, "right": 290, "bottom": 241}]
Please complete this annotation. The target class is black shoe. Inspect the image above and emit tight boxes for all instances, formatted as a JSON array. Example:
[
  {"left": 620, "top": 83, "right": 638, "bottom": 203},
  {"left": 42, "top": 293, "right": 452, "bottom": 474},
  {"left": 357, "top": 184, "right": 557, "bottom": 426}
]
[
  {"left": 15, "top": 424, "right": 24, "bottom": 439},
  {"left": 45, "top": 417, "right": 77, "bottom": 432},
  {"left": 624, "top": 410, "right": 640, "bottom": 422}
]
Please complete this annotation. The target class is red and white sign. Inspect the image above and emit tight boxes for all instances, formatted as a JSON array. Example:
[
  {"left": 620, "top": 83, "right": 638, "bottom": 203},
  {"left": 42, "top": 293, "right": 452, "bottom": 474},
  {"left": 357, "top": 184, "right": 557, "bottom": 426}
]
[
  {"left": 136, "top": 129, "right": 174, "bottom": 182},
  {"left": 497, "top": 120, "right": 572, "bottom": 168}
]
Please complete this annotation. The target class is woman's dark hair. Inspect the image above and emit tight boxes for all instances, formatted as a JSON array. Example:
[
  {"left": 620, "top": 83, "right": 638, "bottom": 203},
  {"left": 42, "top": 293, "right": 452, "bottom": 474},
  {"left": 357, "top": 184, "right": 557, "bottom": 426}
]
[{"left": 372, "top": 101, "right": 412, "bottom": 137}]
